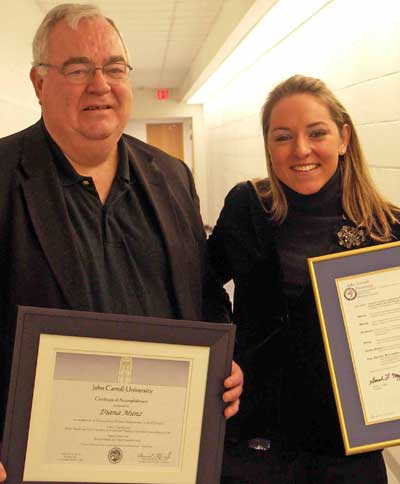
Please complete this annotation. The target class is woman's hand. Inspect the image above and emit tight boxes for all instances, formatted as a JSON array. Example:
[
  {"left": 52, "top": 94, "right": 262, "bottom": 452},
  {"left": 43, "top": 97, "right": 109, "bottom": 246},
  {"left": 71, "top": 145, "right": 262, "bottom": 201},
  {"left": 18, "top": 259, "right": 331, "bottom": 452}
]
[{"left": 222, "top": 360, "right": 243, "bottom": 419}]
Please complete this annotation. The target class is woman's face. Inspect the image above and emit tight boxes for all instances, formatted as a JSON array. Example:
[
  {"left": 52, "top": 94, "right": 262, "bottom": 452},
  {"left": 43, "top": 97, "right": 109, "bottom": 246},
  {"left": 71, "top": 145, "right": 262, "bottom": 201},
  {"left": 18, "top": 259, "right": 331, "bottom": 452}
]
[{"left": 267, "top": 93, "right": 350, "bottom": 195}]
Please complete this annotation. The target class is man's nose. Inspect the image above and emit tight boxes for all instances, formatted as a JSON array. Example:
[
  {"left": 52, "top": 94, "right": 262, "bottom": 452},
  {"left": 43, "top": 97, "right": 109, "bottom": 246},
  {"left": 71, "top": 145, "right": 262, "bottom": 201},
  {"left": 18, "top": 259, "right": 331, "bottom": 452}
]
[{"left": 86, "top": 68, "right": 111, "bottom": 93}]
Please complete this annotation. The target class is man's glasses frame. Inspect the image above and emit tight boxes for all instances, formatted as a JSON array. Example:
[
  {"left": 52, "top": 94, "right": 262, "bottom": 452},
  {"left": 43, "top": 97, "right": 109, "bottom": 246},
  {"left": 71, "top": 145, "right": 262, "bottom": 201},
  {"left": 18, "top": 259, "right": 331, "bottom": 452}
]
[{"left": 37, "top": 61, "right": 133, "bottom": 84}]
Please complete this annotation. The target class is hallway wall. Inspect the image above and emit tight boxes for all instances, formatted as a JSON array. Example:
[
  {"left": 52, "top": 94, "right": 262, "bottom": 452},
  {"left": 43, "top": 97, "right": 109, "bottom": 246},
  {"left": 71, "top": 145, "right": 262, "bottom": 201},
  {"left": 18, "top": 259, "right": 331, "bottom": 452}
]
[
  {"left": 0, "top": 1, "right": 43, "bottom": 137},
  {"left": 202, "top": 0, "right": 400, "bottom": 225}
]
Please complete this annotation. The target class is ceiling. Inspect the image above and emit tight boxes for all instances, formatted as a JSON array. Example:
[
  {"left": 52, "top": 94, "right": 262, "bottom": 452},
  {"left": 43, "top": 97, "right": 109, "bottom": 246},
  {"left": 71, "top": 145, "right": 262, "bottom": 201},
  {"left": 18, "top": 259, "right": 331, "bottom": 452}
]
[{"left": 35, "top": 0, "right": 227, "bottom": 89}]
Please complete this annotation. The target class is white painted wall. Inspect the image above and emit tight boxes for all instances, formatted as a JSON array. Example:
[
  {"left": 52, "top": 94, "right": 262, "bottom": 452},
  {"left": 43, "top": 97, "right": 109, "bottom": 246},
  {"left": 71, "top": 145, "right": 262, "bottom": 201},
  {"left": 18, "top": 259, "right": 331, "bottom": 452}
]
[
  {"left": 0, "top": 1, "right": 43, "bottom": 137},
  {"left": 202, "top": 0, "right": 400, "bottom": 225},
  {"left": 125, "top": 119, "right": 147, "bottom": 142},
  {"left": 385, "top": 446, "right": 400, "bottom": 484}
]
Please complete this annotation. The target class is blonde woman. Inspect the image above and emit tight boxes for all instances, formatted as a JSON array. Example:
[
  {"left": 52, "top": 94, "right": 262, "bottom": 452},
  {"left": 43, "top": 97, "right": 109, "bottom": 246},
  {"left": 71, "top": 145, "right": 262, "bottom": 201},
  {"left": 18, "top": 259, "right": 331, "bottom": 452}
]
[{"left": 210, "top": 75, "right": 398, "bottom": 483}]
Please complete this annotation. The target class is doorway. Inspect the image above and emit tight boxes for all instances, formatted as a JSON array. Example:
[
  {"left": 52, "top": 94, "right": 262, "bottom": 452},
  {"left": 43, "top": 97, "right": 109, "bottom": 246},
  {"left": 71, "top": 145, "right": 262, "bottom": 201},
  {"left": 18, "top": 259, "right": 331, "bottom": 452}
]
[{"left": 146, "top": 122, "right": 184, "bottom": 160}]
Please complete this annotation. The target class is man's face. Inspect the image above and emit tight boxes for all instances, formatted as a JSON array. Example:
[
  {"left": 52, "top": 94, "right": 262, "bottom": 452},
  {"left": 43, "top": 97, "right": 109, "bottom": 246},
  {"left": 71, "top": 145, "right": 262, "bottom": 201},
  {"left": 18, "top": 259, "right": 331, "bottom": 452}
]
[{"left": 31, "top": 18, "right": 132, "bottom": 147}]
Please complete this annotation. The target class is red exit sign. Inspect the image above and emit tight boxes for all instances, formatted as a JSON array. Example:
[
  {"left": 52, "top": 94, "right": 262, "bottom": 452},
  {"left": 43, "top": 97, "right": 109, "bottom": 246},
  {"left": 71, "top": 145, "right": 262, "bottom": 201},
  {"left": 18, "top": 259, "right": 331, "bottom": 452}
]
[{"left": 156, "top": 88, "right": 169, "bottom": 100}]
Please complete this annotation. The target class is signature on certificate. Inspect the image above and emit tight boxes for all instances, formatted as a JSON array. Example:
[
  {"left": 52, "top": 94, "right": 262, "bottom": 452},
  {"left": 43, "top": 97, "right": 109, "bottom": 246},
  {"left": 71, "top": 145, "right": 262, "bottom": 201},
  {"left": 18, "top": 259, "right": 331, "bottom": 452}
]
[
  {"left": 369, "top": 373, "right": 400, "bottom": 385},
  {"left": 138, "top": 451, "right": 172, "bottom": 463}
]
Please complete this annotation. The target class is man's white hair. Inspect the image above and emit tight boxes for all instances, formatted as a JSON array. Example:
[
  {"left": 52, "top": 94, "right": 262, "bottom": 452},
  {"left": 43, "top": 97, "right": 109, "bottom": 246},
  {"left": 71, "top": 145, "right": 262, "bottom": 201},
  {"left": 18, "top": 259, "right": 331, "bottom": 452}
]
[{"left": 32, "top": 3, "right": 130, "bottom": 67}]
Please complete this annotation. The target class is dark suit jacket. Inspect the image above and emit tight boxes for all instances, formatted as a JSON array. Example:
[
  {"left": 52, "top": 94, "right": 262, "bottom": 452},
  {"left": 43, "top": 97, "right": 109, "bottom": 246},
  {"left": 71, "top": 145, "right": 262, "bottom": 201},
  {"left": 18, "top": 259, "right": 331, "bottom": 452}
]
[{"left": 0, "top": 120, "right": 229, "bottom": 434}]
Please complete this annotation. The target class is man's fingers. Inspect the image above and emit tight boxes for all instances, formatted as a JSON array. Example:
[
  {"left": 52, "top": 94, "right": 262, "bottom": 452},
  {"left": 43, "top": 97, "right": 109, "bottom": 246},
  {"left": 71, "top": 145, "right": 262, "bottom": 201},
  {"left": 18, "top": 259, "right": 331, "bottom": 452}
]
[
  {"left": 224, "top": 398, "right": 240, "bottom": 419},
  {"left": 0, "top": 462, "right": 7, "bottom": 482}
]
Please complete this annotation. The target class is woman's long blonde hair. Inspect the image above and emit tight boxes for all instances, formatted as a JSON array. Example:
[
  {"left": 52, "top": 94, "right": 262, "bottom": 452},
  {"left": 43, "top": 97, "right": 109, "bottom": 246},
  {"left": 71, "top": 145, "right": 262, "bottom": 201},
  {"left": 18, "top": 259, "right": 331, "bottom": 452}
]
[{"left": 254, "top": 74, "right": 398, "bottom": 241}]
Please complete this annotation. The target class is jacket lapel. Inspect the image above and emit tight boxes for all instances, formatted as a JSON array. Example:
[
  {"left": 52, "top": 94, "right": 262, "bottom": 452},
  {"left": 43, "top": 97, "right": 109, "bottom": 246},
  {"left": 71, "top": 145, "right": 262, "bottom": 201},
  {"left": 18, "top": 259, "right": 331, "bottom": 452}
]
[
  {"left": 18, "top": 123, "right": 91, "bottom": 309},
  {"left": 18, "top": 123, "right": 195, "bottom": 318},
  {"left": 126, "top": 141, "right": 196, "bottom": 320}
]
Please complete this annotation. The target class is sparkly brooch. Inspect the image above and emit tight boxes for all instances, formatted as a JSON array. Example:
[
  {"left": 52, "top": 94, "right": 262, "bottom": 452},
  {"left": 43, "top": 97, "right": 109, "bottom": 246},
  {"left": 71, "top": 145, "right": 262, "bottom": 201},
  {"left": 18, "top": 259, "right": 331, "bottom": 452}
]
[{"left": 337, "top": 225, "right": 367, "bottom": 249}]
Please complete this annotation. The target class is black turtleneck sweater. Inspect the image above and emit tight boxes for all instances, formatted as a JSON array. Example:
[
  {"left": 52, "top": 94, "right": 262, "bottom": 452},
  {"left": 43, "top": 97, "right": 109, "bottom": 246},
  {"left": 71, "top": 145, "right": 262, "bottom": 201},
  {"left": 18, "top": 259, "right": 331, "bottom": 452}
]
[
  {"left": 275, "top": 169, "right": 349, "bottom": 453},
  {"left": 276, "top": 168, "right": 343, "bottom": 299}
]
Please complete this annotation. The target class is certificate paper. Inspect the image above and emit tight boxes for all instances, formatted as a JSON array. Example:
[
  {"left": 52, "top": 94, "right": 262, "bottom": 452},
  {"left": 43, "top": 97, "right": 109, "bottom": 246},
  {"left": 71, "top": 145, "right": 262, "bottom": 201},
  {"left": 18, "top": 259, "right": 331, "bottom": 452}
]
[
  {"left": 337, "top": 267, "right": 400, "bottom": 424},
  {"left": 47, "top": 354, "right": 188, "bottom": 467},
  {"left": 23, "top": 335, "right": 209, "bottom": 483},
  {"left": 308, "top": 241, "right": 400, "bottom": 454}
]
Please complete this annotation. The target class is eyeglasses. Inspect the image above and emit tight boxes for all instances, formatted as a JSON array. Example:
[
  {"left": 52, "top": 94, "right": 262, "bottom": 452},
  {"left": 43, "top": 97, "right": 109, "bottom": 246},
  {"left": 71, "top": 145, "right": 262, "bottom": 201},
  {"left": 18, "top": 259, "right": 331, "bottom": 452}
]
[{"left": 37, "top": 61, "right": 133, "bottom": 84}]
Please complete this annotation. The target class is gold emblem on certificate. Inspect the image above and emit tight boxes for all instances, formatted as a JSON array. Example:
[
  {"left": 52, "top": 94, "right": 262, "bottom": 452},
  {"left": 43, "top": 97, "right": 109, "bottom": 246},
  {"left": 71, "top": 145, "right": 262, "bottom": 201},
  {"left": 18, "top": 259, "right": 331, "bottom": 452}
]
[
  {"left": 108, "top": 447, "right": 123, "bottom": 464},
  {"left": 343, "top": 287, "right": 357, "bottom": 301}
]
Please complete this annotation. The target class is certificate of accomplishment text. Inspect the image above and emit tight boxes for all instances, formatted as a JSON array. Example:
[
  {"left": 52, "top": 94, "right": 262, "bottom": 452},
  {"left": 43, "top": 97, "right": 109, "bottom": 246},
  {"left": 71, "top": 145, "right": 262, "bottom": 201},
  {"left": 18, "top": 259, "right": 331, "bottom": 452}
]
[
  {"left": 337, "top": 267, "right": 400, "bottom": 425},
  {"left": 23, "top": 334, "right": 210, "bottom": 483}
]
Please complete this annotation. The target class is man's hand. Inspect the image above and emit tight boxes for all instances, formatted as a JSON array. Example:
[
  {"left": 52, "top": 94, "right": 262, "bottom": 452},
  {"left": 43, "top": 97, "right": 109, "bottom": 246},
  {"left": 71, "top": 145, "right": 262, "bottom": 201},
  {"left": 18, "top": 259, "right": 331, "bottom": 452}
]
[
  {"left": 222, "top": 360, "right": 243, "bottom": 419},
  {"left": 0, "top": 461, "right": 6, "bottom": 482}
]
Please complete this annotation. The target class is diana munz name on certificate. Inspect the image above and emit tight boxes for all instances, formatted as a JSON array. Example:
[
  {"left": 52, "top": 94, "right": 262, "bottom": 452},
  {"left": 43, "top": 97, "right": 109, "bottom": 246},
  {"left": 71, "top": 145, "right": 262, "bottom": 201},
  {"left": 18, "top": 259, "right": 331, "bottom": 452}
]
[
  {"left": 308, "top": 241, "right": 400, "bottom": 455},
  {"left": 1, "top": 306, "right": 235, "bottom": 484}
]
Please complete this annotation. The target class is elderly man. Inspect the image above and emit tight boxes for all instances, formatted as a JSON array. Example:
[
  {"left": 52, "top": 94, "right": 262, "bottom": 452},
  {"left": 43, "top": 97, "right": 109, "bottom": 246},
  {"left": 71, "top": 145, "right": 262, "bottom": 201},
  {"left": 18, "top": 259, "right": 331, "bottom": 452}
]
[{"left": 0, "top": 3, "right": 242, "bottom": 480}]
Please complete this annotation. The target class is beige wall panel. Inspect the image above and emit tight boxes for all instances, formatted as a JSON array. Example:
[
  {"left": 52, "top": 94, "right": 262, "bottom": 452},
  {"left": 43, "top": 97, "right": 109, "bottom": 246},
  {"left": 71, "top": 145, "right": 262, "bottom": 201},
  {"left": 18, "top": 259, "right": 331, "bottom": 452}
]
[
  {"left": 337, "top": 74, "right": 400, "bottom": 125},
  {"left": 0, "top": 99, "right": 40, "bottom": 138},
  {"left": 369, "top": 167, "right": 400, "bottom": 207},
  {"left": 384, "top": 447, "right": 400, "bottom": 484},
  {"left": 358, "top": 122, "right": 400, "bottom": 168},
  {"left": 0, "top": 0, "right": 43, "bottom": 135}
]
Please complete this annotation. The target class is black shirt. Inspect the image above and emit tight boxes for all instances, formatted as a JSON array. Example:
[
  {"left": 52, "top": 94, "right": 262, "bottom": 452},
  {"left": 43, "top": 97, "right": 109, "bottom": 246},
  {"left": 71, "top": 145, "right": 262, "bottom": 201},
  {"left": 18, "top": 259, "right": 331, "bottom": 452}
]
[{"left": 43, "top": 125, "right": 177, "bottom": 318}]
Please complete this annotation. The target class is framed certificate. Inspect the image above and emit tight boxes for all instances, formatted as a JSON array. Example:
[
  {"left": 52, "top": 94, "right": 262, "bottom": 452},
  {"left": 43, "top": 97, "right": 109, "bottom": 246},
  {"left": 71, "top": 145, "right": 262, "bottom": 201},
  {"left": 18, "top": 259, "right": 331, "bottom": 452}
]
[
  {"left": 308, "top": 241, "right": 400, "bottom": 455},
  {"left": 1, "top": 306, "right": 235, "bottom": 483}
]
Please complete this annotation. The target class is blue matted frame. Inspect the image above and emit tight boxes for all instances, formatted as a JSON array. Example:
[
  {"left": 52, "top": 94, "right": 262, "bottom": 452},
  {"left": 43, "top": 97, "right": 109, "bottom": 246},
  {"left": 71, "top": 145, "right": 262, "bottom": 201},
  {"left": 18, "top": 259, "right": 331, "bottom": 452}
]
[{"left": 308, "top": 241, "right": 400, "bottom": 455}]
